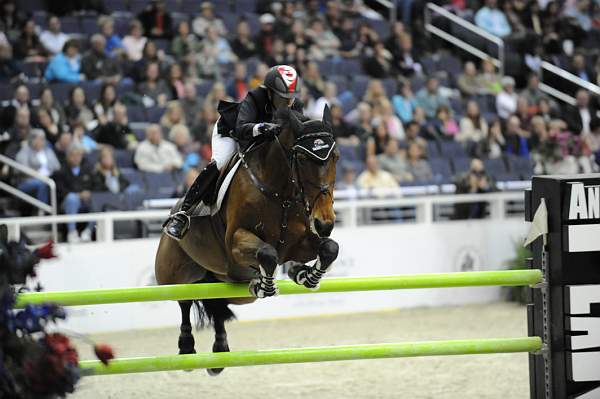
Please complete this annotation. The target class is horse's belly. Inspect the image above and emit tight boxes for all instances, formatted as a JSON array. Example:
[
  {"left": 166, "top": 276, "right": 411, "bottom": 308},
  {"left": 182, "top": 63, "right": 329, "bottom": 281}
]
[{"left": 179, "top": 216, "right": 229, "bottom": 275}]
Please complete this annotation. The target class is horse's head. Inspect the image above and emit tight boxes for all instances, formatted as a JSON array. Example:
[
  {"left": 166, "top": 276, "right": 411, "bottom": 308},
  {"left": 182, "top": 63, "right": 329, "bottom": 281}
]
[{"left": 275, "top": 106, "right": 339, "bottom": 237}]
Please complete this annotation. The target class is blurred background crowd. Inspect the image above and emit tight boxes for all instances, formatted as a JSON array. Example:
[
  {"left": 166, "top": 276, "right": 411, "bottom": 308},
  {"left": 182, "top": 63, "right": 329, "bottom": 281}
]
[{"left": 1, "top": 0, "right": 600, "bottom": 240}]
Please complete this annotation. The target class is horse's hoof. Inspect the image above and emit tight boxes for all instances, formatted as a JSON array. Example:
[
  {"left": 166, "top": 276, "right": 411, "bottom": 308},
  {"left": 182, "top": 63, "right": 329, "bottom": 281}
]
[
  {"left": 249, "top": 278, "right": 278, "bottom": 298},
  {"left": 207, "top": 367, "right": 224, "bottom": 376},
  {"left": 288, "top": 264, "right": 320, "bottom": 290}
]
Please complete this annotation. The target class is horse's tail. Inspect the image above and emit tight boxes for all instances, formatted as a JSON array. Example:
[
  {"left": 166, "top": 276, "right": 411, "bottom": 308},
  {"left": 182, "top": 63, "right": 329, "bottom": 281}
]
[{"left": 191, "top": 272, "right": 236, "bottom": 330}]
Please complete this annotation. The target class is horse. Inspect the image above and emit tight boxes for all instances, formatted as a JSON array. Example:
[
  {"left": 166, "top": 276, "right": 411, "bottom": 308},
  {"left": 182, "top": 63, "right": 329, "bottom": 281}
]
[{"left": 155, "top": 106, "right": 340, "bottom": 375}]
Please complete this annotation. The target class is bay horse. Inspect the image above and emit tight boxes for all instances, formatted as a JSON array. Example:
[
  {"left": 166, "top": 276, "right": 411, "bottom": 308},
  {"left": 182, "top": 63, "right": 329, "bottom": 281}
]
[{"left": 155, "top": 106, "right": 340, "bottom": 375}]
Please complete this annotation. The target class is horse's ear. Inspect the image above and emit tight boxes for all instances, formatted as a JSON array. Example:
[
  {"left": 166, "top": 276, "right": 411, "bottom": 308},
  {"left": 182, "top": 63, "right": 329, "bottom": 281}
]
[{"left": 322, "top": 105, "right": 333, "bottom": 131}]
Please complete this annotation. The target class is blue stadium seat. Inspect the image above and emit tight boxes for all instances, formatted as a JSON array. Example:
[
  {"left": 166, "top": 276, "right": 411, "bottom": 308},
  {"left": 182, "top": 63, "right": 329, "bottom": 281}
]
[
  {"left": 81, "top": 81, "right": 102, "bottom": 102},
  {"left": 129, "top": 0, "right": 151, "bottom": 14},
  {"left": 196, "top": 81, "right": 213, "bottom": 97},
  {"left": 59, "top": 17, "right": 80, "bottom": 34},
  {"left": 382, "top": 78, "right": 397, "bottom": 97},
  {"left": 236, "top": 0, "right": 256, "bottom": 14},
  {"left": 338, "top": 59, "right": 363, "bottom": 76},
  {"left": 364, "top": 19, "right": 390, "bottom": 40},
  {"left": 506, "top": 154, "right": 533, "bottom": 180},
  {"left": 113, "top": 16, "right": 131, "bottom": 36},
  {"left": 81, "top": 17, "right": 100, "bottom": 35},
  {"left": 483, "top": 158, "right": 508, "bottom": 176},
  {"left": 114, "top": 149, "right": 135, "bottom": 168},
  {"left": 452, "top": 157, "right": 470, "bottom": 174},
  {"left": 318, "top": 59, "right": 337, "bottom": 76},
  {"left": 439, "top": 140, "right": 467, "bottom": 158},
  {"left": 339, "top": 93, "right": 357, "bottom": 115},
  {"left": 426, "top": 141, "right": 441, "bottom": 158},
  {"left": 127, "top": 106, "right": 146, "bottom": 122},
  {"left": 33, "top": 13, "right": 48, "bottom": 29},
  {"left": 0, "top": 84, "right": 12, "bottom": 102},
  {"left": 144, "top": 172, "right": 177, "bottom": 198},
  {"left": 121, "top": 168, "right": 146, "bottom": 188},
  {"left": 20, "top": 62, "right": 46, "bottom": 80},
  {"left": 350, "top": 75, "right": 370, "bottom": 99},
  {"left": 410, "top": 75, "right": 426, "bottom": 92},
  {"left": 146, "top": 106, "right": 165, "bottom": 123},
  {"left": 90, "top": 192, "right": 126, "bottom": 212},
  {"left": 103, "top": 0, "right": 128, "bottom": 12},
  {"left": 429, "top": 157, "right": 453, "bottom": 184},
  {"left": 328, "top": 75, "right": 348, "bottom": 92},
  {"left": 50, "top": 83, "right": 76, "bottom": 103},
  {"left": 84, "top": 150, "right": 100, "bottom": 168}
]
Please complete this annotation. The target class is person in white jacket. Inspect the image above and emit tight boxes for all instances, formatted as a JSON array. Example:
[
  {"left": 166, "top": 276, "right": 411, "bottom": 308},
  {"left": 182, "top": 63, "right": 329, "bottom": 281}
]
[
  {"left": 496, "top": 76, "right": 518, "bottom": 119},
  {"left": 134, "top": 124, "right": 183, "bottom": 172}
]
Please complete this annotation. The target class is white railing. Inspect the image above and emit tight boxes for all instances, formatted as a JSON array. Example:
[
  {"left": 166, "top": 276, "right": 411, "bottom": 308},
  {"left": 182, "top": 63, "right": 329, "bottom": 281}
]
[
  {"left": 424, "top": 2, "right": 505, "bottom": 76},
  {"left": 0, "top": 191, "right": 525, "bottom": 242}
]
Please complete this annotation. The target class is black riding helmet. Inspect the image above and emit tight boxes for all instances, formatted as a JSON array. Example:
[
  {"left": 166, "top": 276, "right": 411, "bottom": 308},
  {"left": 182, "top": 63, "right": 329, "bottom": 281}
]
[{"left": 263, "top": 65, "right": 301, "bottom": 99}]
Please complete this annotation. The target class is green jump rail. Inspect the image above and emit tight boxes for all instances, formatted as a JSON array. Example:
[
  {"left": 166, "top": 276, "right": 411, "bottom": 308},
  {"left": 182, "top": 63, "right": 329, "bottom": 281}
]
[
  {"left": 79, "top": 337, "right": 543, "bottom": 376},
  {"left": 15, "top": 270, "right": 542, "bottom": 308}
]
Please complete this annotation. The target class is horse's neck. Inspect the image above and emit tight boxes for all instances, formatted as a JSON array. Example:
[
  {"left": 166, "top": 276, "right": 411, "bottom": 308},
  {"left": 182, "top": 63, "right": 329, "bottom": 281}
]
[{"left": 252, "top": 130, "right": 295, "bottom": 196}]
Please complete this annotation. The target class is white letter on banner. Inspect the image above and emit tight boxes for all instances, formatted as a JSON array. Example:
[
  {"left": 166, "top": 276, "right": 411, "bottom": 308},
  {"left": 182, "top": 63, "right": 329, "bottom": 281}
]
[
  {"left": 587, "top": 186, "right": 600, "bottom": 220},
  {"left": 569, "top": 183, "right": 588, "bottom": 220},
  {"left": 568, "top": 285, "right": 600, "bottom": 383}
]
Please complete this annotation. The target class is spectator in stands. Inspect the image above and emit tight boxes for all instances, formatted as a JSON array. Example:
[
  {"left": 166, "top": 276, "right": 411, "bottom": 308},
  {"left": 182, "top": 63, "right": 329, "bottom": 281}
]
[
  {"left": 356, "top": 155, "right": 399, "bottom": 190},
  {"left": 38, "top": 87, "right": 65, "bottom": 128},
  {"left": 537, "top": 97, "right": 558, "bottom": 123},
  {"left": 477, "top": 58, "right": 502, "bottom": 95},
  {"left": 352, "top": 102, "right": 374, "bottom": 141},
  {"left": 230, "top": 20, "right": 257, "bottom": 60},
  {"left": 336, "top": 164, "right": 358, "bottom": 192},
  {"left": 453, "top": 158, "right": 496, "bottom": 220},
  {"left": 40, "top": 15, "right": 69, "bottom": 56},
  {"left": 457, "top": 101, "right": 489, "bottom": 144},
  {"left": 565, "top": 90, "right": 599, "bottom": 136},
  {"left": 363, "top": 79, "right": 387, "bottom": 107},
  {"left": 138, "top": 61, "right": 171, "bottom": 107},
  {"left": 457, "top": 61, "right": 482, "bottom": 97},
  {"left": 194, "top": 26, "right": 236, "bottom": 81},
  {"left": 366, "top": 120, "right": 391, "bottom": 156},
  {"left": 6, "top": 84, "right": 31, "bottom": 113},
  {"left": 504, "top": 115, "right": 530, "bottom": 157},
  {"left": 122, "top": 20, "right": 147, "bottom": 62},
  {"left": 53, "top": 131, "right": 71, "bottom": 166},
  {"left": 363, "top": 40, "right": 393, "bottom": 79},
  {"left": 167, "top": 63, "right": 185, "bottom": 100},
  {"left": 134, "top": 123, "right": 182, "bottom": 172},
  {"left": 173, "top": 167, "right": 199, "bottom": 199},
  {"left": 407, "top": 141, "right": 433, "bottom": 182},
  {"left": 169, "top": 123, "right": 200, "bottom": 172},
  {"left": 99, "top": 16, "right": 124, "bottom": 58},
  {"left": 404, "top": 121, "right": 427, "bottom": 150},
  {"left": 226, "top": 62, "right": 249, "bottom": 101},
  {"left": 330, "top": 103, "right": 358, "bottom": 146},
  {"left": 472, "top": 119, "right": 505, "bottom": 159},
  {"left": 81, "top": 34, "right": 122, "bottom": 84},
  {"left": 475, "top": 0, "right": 511, "bottom": 38},
  {"left": 13, "top": 19, "right": 46, "bottom": 61},
  {"left": 374, "top": 98, "right": 404, "bottom": 140},
  {"left": 411, "top": 107, "right": 429, "bottom": 138},
  {"left": 306, "top": 18, "right": 341, "bottom": 60},
  {"left": 521, "top": 73, "right": 544, "bottom": 106},
  {"left": 93, "top": 103, "right": 135, "bottom": 149},
  {"left": 2, "top": 107, "right": 31, "bottom": 158},
  {"left": 0, "top": 43, "right": 20, "bottom": 82},
  {"left": 256, "top": 14, "right": 276, "bottom": 60},
  {"left": 264, "top": 38, "right": 286, "bottom": 67},
  {"left": 302, "top": 62, "right": 325, "bottom": 99},
  {"left": 44, "top": 39, "right": 82, "bottom": 83},
  {"left": 52, "top": 144, "right": 94, "bottom": 243},
  {"left": 192, "top": 2, "right": 226, "bottom": 38},
  {"left": 93, "top": 83, "right": 117, "bottom": 125},
  {"left": 416, "top": 77, "right": 449, "bottom": 119},
  {"left": 248, "top": 62, "right": 269, "bottom": 89},
  {"left": 137, "top": 0, "right": 173, "bottom": 40},
  {"left": 0, "top": 0, "right": 25, "bottom": 42},
  {"left": 35, "top": 108, "right": 62, "bottom": 145},
  {"left": 91, "top": 146, "right": 133, "bottom": 194},
  {"left": 179, "top": 82, "right": 202, "bottom": 127},
  {"left": 516, "top": 96, "right": 533, "bottom": 131},
  {"left": 309, "top": 81, "right": 337, "bottom": 119},
  {"left": 160, "top": 101, "right": 186, "bottom": 133},
  {"left": 71, "top": 121, "right": 97, "bottom": 153},
  {"left": 132, "top": 40, "right": 165, "bottom": 83},
  {"left": 171, "top": 20, "right": 199, "bottom": 72},
  {"left": 496, "top": 76, "right": 518, "bottom": 119},
  {"left": 65, "top": 86, "right": 95, "bottom": 128},
  {"left": 15, "top": 129, "right": 60, "bottom": 205},
  {"left": 391, "top": 33, "right": 422, "bottom": 77},
  {"left": 392, "top": 81, "right": 417, "bottom": 124},
  {"left": 336, "top": 17, "right": 358, "bottom": 58},
  {"left": 429, "top": 105, "right": 459, "bottom": 141},
  {"left": 377, "top": 138, "right": 411, "bottom": 183},
  {"left": 570, "top": 53, "right": 592, "bottom": 83},
  {"left": 528, "top": 115, "right": 549, "bottom": 153},
  {"left": 583, "top": 119, "right": 600, "bottom": 159}
]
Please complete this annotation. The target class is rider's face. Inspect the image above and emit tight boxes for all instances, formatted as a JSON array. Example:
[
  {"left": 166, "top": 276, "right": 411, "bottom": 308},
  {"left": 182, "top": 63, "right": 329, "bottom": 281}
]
[{"left": 271, "top": 93, "right": 294, "bottom": 110}]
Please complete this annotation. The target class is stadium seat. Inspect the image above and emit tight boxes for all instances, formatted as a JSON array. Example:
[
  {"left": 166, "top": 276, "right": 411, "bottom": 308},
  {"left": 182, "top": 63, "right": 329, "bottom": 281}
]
[
  {"left": 451, "top": 157, "right": 470, "bottom": 175},
  {"left": 59, "top": 17, "right": 80, "bottom": 34},
  {"left": 85, "top": 150, "right": 100, "bottom": 168},
  {"left": 429, "top": 157, "right": 453, "bottom": 184},
  {"left": 196, "top": 81, "right": 213, "bottom": 97},
  {"left": 328, "top": 75, "right": 348, "bottom": 93},
  {"left": 382, "top": 78, "right": 397, "bottom": 97},
  {"left": 114, "top": 149, "right": 135, "bottom": 168},
  {"left": 350, "top": 75, "right": 370, "bottom": 99},
  {"left": 81, "top": 17, "right": 100, "bottom": 35},
  {"left": 103, "top": 0, "right": 128, "bottom": 12},
  {"left": 81, "top": 81, "right": 102, "bottom": 102},
  {"left": 338, "top": 59, "right": 363, "bottom": 76},
  {"left": 146, "top": 107, "right": 165, "bottom": 123},
  {"left": 50, "top": 83, "right": 77, "bottom": 104},
  {"left": 126, "top": 106, "right": 146, "bottom": 123},
  {"left": 506, "top": 154, "right": 533, "bottom": 180},
  {"left": 483, "top": 158, "right": 508, "bottom": 177},
  {"left": 426, "top": 141, "right": 441, "bottom": 158},
  {"left": 144, "top": 172, "right": 177, "bottom": 198},
  {"left": 120, "top": 168, "right": 146, "bottom": 188},
  {"left": 439, "top": 141, "right": 468, "bottom": 159}
]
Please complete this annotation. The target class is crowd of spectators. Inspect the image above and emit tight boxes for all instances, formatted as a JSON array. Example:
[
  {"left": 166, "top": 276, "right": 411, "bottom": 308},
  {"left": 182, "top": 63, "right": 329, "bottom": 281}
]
[{"left": 1, "top": 0, "right": 600, "bottom": 236}]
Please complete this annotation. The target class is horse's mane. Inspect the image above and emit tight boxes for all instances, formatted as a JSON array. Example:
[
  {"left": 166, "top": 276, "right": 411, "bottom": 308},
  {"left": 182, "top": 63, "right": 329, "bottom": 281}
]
[{"left": 275, "top": 108, "right": 332, "bottom": 137}]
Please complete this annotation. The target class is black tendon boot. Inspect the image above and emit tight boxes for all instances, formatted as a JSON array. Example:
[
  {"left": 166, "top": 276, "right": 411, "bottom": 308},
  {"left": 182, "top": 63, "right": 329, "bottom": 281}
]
[{"left": 164, "top": 162, "right": 220, "bottom": 240}]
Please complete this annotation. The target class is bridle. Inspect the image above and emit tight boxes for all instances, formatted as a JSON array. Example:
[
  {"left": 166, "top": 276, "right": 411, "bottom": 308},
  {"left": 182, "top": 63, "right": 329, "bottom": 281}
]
[{"left": 239, "top": 131, "right": 336, "bottom": 249}]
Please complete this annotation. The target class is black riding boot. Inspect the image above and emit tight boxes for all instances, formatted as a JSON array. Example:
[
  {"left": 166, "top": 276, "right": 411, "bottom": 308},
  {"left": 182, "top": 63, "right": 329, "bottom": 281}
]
[{"left": 164, "top": 162, "right": 220, "bottom": 241}]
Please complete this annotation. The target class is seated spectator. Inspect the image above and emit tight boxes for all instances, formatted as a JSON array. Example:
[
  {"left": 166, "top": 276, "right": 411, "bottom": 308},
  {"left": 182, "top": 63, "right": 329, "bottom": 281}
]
[
  {"left": 71, "top": 121, "right": 97, "bottom": 153},
  {"left": 458, "top": 101, "right": 489, "bottom": 143},
  {"left": 91, "top": 146, "right": 135, "bottom": 194},
  {"left": 404, "top": 121, "right": 427, "bottom": 150},
  {"left": 521, "top": 73, "right": 544, "bottom": 106},
  {"left": 516, "top": 96, "right": 533, "bottom": 131},
  {"left": 393, "top": 33, "right": 422, "bottom": 77},
  {"left": 377, "top": 139, "right": 411, "bottom": 183},
  {"left": 373, "top": 98, "right": 404, "bottom": 140},
  {"left": 93, "top": 83, "right": 117, "bottom": 125},
  {"left": 472, "top": 119, "right": 505, "bottom": 159},
  {"left": 53, "top": 131, "right": 72, "bottom": 166},
  {"left": 35, "top": 108, "right": 62, "bottom": 145},
  {"left": 306, "top": 18, "right": 341, "bottom": 60},
  {"left": 2, "top": 107, "right": 32, "bottom": 158},
  {"left": 583, "top": 119, "right": 600, "bottom": 159},
  {"left": 122, "top": 20, "right": 147, "bottom": 62},
  {"left": 475, "top": 0, "right": 511, "bottom": 38},
  {"left": 160, "top": 101, "right": 186, "bottom": 133},
  {"left": 392, "top": 81, "right": 417, "bottom": 124},
  {"left": 134, "top": 124, "right": 183, "bottom": 172},
  {"left": 570, "top": 53, "right": 592, "bottom": 83},
  {"left": 309, "top": 81, "right": 337, "bottom": 119},
  {"left": 335, "top": 17, "right": 357, "bottom": 58},
  {"left": 169, "top": 124, "right": 200, "bottom": 172},
  {"left": 137, "top": 0, "right": 172, "bottom": 40},
  {"left": 356, "top": 155, "right": 399, "bottom": 190},
  {"left": 453, "top": 158, "right": 496, "bottom": 220},
  {"left": 192, "top": 2, "right": 226, "bottom": 38},
  {"left": 65, "top": 86, "right": 95, "bottom": 128},
  {"left": 44, "top": 39, "right": 82, "bottom": 83},
  {"left": 52, "top": 144, "right": 94, "bottom": 243},
  {"left": 138, "top": 61, "right": 171, "bottom": 107},
  {"left": 248, "top": 62, "right": 269, "bottom": 89},
  {"left": 194, "top": 26, "right": 236, "bottom": 81},
  {"left": 504, "top": 115, "right": 530, "bottom": 157},
  {"left": 412, "top": 107, "right": 429, "bottom": 138},
  {"left": 38, "top": 87, "right": 65, "bottom": 128},
  {"left": 363, "top": 41, "right": 393, "bottom": 79},
  {"left": 363, "top": 79, "right": 387, "bottom": 107},
  {"left": 477, "top": 58, "right": 502, "bottom": 95},
  {"left": 15, "top": 129, "right": 60, "bottom": 205},
  {"left": 429, "top": 105, "right": 459, "bottom": 140},
  {"left": 406, "top": 142, "right": 433, "bottom": 182},
  {"left": 457, "top": 61, "right": 482, "bottom": 97},
  {"left": 171, "top": 20, "right": 199, "bottom": 71},
  {"left": 303, "top": 61, "right": 325, "bottom": 99},
  {"left": 167, "top": 63, "right": 185, "bottom": 100},
  {"left": 132, "top": 40, "right": 165, "bottom": 83},
  {"left": 496, "top": 76, "right": 518, "bottom": 119},
  {"left": 352, "top": 102, "right": 374, "bottom": 141},
  {"left": 564, "top": 89, "right": 599, "bottom": 135},
  {"left": 336, "top": 164, "right": 358, "bottom": 192},
  {"left": 366, "top": 121, "right": 391, "bottom": 156},
  {"left": 203, "top": 81, "right": 232, "bottom": 111},
  {"left": 416, "top": 77, "right": 449, "bottom": 119},
  {"left": 0, "top": 0, "right": 25, "bottom": 42},
  {"left": 230, "top": 20, "right": 257, "bottom": 60},
  {"left": 226, "top": 62, "right": 249, "bottom": 101},
  {"left": 288, "top": 19, "right": 314, "bottom": 54},
  {"left": 330, "top": 103, "right": 359, "bottom": 146},
  {"left": 13, "top": 19, "right": 46, "bottom": 61},
  {"left": 92, "top": 103, "right": 135, "bottom": 149},
  {"left": 98, "top": 16, "right": 124, "bottom": 58},
  {"left": 81, "top": 34, "right": 122, "bottom": 84},
  {"left": 179, "top": 82, "right": 202, "bottom": 126},
  {"left": 40, "top": 15, "right": 69, "bottom": 55},
  {"left": 536, "top": 97, "right": 559, "bottom": 123},
  {"left": 0, "top": 43, "right": 21, "bottom": 83},
  {"left": 528, "top": 115, "right": 549, "bottom": 154}
]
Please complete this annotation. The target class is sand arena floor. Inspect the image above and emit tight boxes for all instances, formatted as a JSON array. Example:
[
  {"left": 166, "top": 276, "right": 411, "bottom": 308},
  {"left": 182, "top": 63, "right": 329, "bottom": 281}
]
[{"left": 72, "top": 302, "right": 531, "bottom": 399}]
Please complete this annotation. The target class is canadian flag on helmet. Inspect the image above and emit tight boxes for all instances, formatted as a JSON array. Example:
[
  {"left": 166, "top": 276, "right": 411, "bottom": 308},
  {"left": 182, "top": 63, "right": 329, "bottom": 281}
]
[{"left": 276, "top": 65, "right": 298, "bottom": 92}]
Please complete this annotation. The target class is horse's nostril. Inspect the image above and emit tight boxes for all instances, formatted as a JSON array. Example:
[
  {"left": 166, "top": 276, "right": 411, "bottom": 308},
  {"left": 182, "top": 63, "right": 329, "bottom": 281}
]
[{"left": 314, "top": 219, "right": 333, "bottom": 237}]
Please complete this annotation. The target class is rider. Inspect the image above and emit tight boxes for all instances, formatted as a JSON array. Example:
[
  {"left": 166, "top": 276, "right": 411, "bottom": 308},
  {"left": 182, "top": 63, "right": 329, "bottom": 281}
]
[{"left": 163, "top": 65, "right": 304, "bottom": 240}]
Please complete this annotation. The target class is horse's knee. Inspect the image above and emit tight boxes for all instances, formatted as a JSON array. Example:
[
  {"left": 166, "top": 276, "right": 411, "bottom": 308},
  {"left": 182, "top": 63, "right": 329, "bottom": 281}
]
[
  {"left": 318, "top": 238, "right": 339, "bottom": 265},
  {"left": 256, "top": 244, "right": 278, "bottom": 274}
]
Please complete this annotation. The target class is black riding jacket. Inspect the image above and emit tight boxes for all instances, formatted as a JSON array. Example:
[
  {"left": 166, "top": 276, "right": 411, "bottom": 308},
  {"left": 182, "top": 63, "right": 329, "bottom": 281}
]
[{"left": 217, "top": 86, "right": 304, "bottom": 142}]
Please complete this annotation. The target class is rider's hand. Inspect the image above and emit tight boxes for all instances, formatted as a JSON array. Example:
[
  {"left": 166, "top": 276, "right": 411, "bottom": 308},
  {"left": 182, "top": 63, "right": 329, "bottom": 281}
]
[{"left": 257, "top": 123, "right": 282, "bottom": 140}]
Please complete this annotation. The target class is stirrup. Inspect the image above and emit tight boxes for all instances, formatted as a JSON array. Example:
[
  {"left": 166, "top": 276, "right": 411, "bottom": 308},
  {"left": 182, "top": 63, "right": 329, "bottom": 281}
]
[{"left": 163, "top": 211, "right": 191, "bottom": 241}]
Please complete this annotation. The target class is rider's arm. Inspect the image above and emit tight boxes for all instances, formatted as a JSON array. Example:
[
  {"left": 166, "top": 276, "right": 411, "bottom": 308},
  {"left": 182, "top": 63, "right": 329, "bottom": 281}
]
[{"left": 234, "top": 96, "right": 261, "bottom": 140}]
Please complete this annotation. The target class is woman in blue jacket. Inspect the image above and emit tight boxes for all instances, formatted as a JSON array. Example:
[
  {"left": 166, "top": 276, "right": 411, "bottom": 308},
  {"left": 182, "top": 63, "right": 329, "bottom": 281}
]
[{"left": 44, "top": 39, "right": 82, "bottom": 83}]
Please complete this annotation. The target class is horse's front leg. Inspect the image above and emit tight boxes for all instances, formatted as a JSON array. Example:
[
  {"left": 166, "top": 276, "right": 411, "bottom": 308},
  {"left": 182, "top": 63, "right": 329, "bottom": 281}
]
[
  {"left": 231, "top": 228, "right": 279, "bottom": 298},
  {"left": 288, "top": 237, "right": 339, "bottom": 289}
]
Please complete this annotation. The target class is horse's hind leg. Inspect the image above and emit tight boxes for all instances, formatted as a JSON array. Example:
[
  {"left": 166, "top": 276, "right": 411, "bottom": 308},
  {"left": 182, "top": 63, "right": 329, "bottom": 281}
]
[
  {"left": 178, "top": 300, "right": 195, "bottom": 355},
  {"left": 201, "top": 296, "right": 235, "bottom": 376}
]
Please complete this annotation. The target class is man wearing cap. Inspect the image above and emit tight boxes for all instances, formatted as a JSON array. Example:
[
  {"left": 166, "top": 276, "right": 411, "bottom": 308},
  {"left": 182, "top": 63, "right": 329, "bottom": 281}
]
[
  {"left": 192, "top": 2, "right": 226, "bottom": 38},
  {"left": 163, "top": 65, "right": 304, "bottom": 240}
]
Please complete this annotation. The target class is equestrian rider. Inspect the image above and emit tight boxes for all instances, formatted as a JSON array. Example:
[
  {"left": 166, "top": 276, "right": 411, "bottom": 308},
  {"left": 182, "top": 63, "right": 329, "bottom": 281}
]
[{"left": 163, "top": 65, "right": 304, "bottom": 240}]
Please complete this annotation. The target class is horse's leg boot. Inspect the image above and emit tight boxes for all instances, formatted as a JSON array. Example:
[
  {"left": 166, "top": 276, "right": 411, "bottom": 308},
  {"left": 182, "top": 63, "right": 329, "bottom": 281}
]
[{"left": 288, "top": 238, "right": 339, "bottom": 289}]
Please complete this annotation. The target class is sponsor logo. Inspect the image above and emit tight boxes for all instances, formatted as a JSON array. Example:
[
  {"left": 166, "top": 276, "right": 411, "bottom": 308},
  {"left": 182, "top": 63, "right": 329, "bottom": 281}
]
[
  {"left": 312, "top": 138, "right": 329, "bottom": 152},
  {"left": 568, "top": 182, "right": 600, "bottom": 220}
]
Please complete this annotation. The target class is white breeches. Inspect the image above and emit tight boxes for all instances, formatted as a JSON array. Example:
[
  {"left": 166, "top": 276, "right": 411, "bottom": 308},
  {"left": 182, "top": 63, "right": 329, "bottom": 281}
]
[{"left": 211, "top": 122, "right": 237, "bottom": 170}]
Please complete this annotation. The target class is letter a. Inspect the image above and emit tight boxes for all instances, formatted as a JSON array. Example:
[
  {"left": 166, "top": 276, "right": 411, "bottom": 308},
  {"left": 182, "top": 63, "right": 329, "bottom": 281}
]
[{"left": 569, "top": 183, "right": 588, "bottom": 220}]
